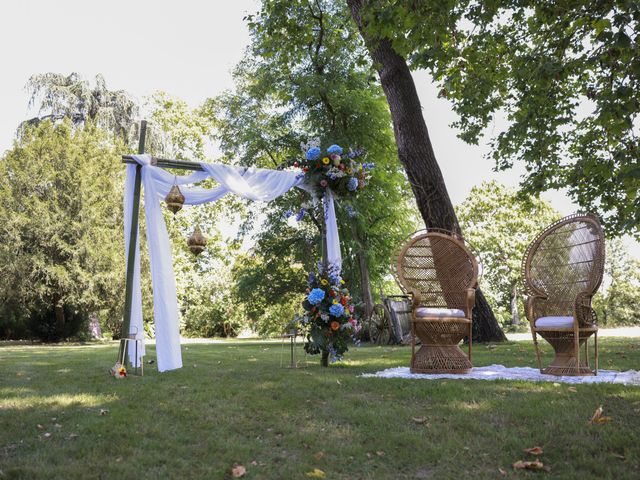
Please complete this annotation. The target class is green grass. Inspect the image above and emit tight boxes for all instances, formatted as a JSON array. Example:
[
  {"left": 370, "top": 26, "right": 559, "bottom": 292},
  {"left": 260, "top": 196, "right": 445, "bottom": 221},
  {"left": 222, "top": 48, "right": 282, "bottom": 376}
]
[{"left": 1, "top": 338, "right": 639, "bottom": 479}]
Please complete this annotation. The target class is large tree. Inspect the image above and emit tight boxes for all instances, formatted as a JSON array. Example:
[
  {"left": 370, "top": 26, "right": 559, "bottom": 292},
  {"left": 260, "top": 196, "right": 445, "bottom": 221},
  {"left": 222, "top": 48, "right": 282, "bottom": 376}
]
[
  {"left": 0, "top": 121, "right": 125, "bottom": 340},
  {"left": 348, "top": 0, "right": 506, "bottom": 341},
  {"left": 211, "top": 0, "right": 419, "bottom": 335},
  {"left": 347, "top": 0, "right": 639, "bottom": 237},
  {"left": 22, "top": 72, "right": 139, "bottom": 144}
]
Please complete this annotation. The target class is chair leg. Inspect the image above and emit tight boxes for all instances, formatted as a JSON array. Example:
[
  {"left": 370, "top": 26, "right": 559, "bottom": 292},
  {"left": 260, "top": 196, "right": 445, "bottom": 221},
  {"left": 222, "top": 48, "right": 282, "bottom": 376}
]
[
  {"left": 468, "top": 322, "right": 472, "bottom": 363},
  {"left": 594, "top": 331, "right": 598, "bottom": 375},
  {"left": 532, "top": 331, "right": 542, "bottom": 373},
  {"left": 410, "top": 320, "right": 416, "bottom": 371},
  {"left": 574, "top": 329, "right": 580, "bottom": 375}
]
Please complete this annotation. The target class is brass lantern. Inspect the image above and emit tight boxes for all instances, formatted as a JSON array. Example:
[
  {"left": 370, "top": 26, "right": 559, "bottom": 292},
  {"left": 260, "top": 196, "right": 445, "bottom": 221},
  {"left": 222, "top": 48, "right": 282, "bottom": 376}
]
[
  {"left": 187, "top": 225, "right": 207, "bottom": 255},
  {"left": 164, "top": 184, "right": 185, "bottom": 214}
]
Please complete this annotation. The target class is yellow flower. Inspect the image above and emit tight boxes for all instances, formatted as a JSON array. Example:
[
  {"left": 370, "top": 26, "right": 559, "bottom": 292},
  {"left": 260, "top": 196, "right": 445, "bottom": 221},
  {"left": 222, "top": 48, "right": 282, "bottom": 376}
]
[
  {"left": 346, "top": 168, "right": 353, "bottom": 174},
  {"left": 333, "top": 299, "right": 338, "bottom": 304},
  {"left": 340, "top": 279, "right": 345, "bottom": 284},
  {"left": 320, "top": 279, "right": 328, "bottom": 286},
  {"left": 321, "top": 157, "right": 330, "bottom": 165}
]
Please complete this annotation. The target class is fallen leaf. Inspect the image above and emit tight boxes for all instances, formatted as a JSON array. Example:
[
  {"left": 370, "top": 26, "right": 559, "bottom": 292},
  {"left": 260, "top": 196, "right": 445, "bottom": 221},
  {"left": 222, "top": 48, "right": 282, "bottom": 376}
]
[
  {"left": 589, "top": 405, "right": 613, "bottom": 424},
  {"left": 53, "top": 424, "right": 62, "bottom": 429},
  {"left": 610, "top": 452, "right": 625, "bottom": 460},
  {"left": 68, "top": 434, "right": 79, "bottom": 440},
  {"left": 99, "top": 409, "right": 109, "bottom": 416},
  {"left": 36, "top": 424, "right": 44, "bottom": 430},
  {"left": 498, "top": 467, "right": 507, "bottom": 476},
  {"left": 116, "top": 456, "right": 123, "bottom": 463},
  {"left": 366, "top": 452, "right": 373, "bottom": 458},
  {"left": 513, "top": 459, "right": 549, "bottom": 471},
  {"left": 524, "top": 446, "right": 544, "bottom": 456},
  {"left": 306, "top": 468, "right": 326, "bottom": 478},
  {"left": 376, "top": 451, "right": 385, "bottom": 457},
  {"left": 313, "top": 451, "right": 325, "bottom": 461},
  {"left": 42, "top": 433, "right": 51, "bottom": 438},
  {"left": 412, "top": 416, "right": 428, "bottom": 424},
  {"left": 250, "top": 461, "right": 258, "bottom": 466},
  {"left": 231, "top": 465, "right": 246, "bottom": 478},
  {"left": 568, "top": 387, "right": 578, "bottom": 393}
]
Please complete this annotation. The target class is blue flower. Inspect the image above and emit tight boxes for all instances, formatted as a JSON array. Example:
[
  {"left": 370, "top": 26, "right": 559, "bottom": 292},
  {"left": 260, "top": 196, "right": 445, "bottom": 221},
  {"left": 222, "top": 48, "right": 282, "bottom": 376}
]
[
  {"left": 306, "top": 146, "right": 321, "bottom": 161},
  {"left": 283, "top": 209, "right": 293, "bottom": 219},
  {"left": 347, "top": 177, "right": 359, "bottom": 191},
  {"left": 363, "top": 162, "right": 375, "bottom": 170},
  {"left": 295, "top": 207, "right": 306, "bottom": 221},
  {"left": 329, "top": 303, "right": 345, "bottom": 317},
  {"left": 308, "top": 271, "right": 315, "bottom": 284},
  {"left": 344, "top": 205, "right": 357, "bottom": 218},
  {"left": 308, "top": 288, "right": 325, "bottom": 305},
  {"left": 327, "top": 144, "right": 343, "bottom": 155}
]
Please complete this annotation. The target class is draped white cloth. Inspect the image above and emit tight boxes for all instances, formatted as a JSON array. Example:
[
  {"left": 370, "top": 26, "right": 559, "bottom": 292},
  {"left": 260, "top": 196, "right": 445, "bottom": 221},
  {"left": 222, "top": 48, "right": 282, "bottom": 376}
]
[{"left": 124, "top": 154, "right": 342, "bottom": 371}]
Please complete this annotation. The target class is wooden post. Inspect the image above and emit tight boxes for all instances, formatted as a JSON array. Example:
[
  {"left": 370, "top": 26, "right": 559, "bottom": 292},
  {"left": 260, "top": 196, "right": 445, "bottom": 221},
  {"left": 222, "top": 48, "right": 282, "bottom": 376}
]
[{"left": 118, "top": 120, "right": 147, "bottom": 365}]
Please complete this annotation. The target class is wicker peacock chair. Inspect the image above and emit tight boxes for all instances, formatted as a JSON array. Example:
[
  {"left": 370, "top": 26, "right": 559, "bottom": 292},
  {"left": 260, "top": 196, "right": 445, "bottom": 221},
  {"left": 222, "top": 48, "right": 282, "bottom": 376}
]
[
  {"left": 397, "top": 229, "right": 479, "bottom": 374},
  {"left": 522, "top": 213, "right": 605, "bottom": 376}
]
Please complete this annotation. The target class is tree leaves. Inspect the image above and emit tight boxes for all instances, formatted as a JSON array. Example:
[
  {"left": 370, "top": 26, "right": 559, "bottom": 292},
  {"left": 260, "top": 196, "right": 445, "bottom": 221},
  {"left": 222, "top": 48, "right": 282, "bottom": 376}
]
[{"left": 360, "top": 0, "right": 640, "bottom": 236}]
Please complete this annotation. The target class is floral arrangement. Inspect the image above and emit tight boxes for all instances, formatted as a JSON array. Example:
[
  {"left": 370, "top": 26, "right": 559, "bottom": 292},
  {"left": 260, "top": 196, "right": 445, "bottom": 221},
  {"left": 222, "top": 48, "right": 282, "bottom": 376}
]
[
  {"left": 110, "top": 362, "right": 127, "bottom": 379},
  {"left": 296, "top": 263, "right": 361, "bottom": 364},
  {"left": 293, "top": 141, "right": 374, "bottom": 199}
]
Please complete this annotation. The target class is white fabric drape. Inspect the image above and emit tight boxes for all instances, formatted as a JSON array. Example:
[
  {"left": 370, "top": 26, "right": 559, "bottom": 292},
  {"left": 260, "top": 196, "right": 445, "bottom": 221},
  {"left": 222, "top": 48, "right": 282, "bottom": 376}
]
[
  {"left": 324, "top": 189, "right": 342, "bottom": 270},
  {"left": 124, "top": 165, "right": 145, "bottom": 368},
  {"left": 124, "top": 154, "right": 343, "bottom": 371}
]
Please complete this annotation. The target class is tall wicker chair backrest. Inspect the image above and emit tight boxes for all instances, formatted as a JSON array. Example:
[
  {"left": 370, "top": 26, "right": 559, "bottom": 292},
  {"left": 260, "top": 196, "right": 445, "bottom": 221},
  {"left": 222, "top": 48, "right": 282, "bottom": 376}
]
[
  {"left": 523, "top": 213, "right": 605, "bottom": 322},
  {"left": 396, "top": 230, "right": 479, "bottom": 312}
]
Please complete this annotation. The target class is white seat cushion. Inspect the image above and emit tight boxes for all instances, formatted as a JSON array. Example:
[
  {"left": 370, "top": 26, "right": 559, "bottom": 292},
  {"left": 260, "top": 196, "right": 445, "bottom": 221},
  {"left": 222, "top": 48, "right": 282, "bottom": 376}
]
[
  {"left": 535, "top": 316, "right": 574, "bottom": 329},
  {"left": 415, "top": 307, "right": 466, "bottom": 318}
]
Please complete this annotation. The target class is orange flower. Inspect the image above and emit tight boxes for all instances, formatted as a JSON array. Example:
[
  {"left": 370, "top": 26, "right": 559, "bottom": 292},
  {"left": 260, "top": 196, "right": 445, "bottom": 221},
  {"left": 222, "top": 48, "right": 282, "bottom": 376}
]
[{"left": 330, "top": 321, "right": 340, "bottom": 331}]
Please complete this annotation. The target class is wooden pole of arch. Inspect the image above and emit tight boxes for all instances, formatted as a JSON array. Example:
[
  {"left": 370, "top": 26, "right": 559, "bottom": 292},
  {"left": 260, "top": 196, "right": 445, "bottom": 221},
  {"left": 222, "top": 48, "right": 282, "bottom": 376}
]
[{"left": 118, "top": 120, "right": 147, "bottom": 366}]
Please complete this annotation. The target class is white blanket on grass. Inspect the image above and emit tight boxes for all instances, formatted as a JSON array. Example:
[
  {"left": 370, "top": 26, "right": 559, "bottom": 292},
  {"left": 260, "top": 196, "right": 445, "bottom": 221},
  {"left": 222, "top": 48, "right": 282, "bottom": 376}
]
[{"left": 361, "top": 365, "right": 640, "bottom": 385}]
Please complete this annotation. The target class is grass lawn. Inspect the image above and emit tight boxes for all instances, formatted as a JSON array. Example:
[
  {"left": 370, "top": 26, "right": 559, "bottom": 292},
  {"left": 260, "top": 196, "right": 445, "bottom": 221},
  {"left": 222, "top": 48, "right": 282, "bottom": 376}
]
[{"left": 1, "top": 338, "right": 639, "bottom": 479}]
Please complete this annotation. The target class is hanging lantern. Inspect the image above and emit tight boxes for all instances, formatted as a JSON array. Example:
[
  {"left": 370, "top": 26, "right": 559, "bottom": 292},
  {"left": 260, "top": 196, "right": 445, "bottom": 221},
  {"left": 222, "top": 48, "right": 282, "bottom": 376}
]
[
  {"left": 165, "top": 184, "right": 185, "bottom": 214},
  {"left": 187, "top": 225, "right": 207, "bottom": 255}
]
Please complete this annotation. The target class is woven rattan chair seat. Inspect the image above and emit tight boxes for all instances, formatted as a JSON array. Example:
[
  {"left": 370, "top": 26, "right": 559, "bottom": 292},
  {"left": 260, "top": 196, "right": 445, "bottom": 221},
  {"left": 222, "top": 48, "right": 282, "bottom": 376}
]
[
  {"left": 535, "top": 316, "right": 574, "bottom": 329},
  {"left": 415, "top": 307, "right": 466, "bottom": 318}
]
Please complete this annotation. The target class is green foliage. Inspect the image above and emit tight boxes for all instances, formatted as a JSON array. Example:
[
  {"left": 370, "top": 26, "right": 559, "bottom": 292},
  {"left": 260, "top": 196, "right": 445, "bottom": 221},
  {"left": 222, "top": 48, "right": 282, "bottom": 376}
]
[
  {"left": 145, "top": 93, "right": 245, "bottom": 338},
  {"left": 0, "top": 120, "right": 126, "bottom": 340},
  {"left": 23, "top": 73, "right": 138, "bottom": 144},
  {"left": 593, "top": 239, "right": 640, "bottom": 326},
  {"left": 211, "top": 0, "right": 418, "bottom": 335},
  {"left": 456, "top": 181, "right": 560, "bottom": 328},
  {"left": 361, "top": 1, "right": 640, "bottom": 236}
]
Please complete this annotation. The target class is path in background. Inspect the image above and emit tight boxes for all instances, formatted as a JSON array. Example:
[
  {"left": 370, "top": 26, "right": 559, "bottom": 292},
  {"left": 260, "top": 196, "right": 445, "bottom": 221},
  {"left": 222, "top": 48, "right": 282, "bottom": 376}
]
[{"left": 507, "top": 326, "right": 640, "bottom": 342}]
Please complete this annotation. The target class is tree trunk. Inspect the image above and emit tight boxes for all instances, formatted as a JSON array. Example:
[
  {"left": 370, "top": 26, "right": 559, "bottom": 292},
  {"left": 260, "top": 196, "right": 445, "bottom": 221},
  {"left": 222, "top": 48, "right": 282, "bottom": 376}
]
[
  {"left": 351, "top": 224, "right": 374, "bottom": 325},
  {"left": 511, "top": 283, "right": 520, "bottom": 326},
  {"left": 54, "top": 296, "right": 65, "bottom": 337},
  {"left": 347, "top": 0, "right": 506, "bottom": 342}
]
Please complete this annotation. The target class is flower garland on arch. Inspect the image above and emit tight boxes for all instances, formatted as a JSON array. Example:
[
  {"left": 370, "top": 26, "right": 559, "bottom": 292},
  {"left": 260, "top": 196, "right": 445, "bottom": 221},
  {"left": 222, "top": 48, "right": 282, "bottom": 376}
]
[
  {"left": 288, "top": 142, "right": 372, "bottom": 364},
  {"left": 297, "top": 263, "right": 361, "bottom": 363}
]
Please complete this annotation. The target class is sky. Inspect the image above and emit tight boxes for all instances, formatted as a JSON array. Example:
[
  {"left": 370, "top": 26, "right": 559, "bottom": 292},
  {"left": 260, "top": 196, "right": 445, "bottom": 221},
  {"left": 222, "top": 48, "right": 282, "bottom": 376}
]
[{"left": 1, "top": 0, "right": 637, "bottom": 257}]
